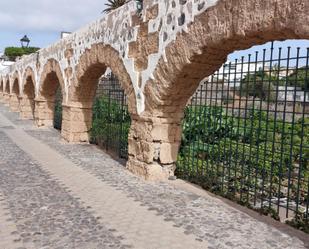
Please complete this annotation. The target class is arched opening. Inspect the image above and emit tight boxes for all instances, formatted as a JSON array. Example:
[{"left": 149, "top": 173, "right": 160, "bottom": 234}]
[
  {"left": 92, "top": 70, "right": 131, "bottom": 160},
  {"left": 72, "top": 62, "right": 131, "bottom": 161},
  {"left": 173, "top": 40, "right": 309, "bottom": 225},
  {"left": 0, "top": 79, "right": 3, "bottom": 104},
  {"left": 3, "top": 79, "right": 10, "bottom": 106},
  {"left": 40, "top": 71, "right": 62, "bottom": 129},
  {"left": 10, "top": 77, "right": 20, "bottom": 112},
  {"left": 21, "top": 70, "right": 36, "bottom": 119},
  {"left": 5, "top": 79, "right": 10, "bottom": 94},
  {"left": 67, "top": 44, "right": 135, "bottom": 161},
  {"left": 0, "top": 80, "right": 3, "bottom": 93},
  {"left": 37, "top": 60, "right": 64, "bottom": 129}
]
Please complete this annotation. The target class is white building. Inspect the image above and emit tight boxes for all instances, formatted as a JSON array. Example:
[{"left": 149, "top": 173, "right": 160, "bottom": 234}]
[
  {"left": 277, "top": 86, "right": 309, "bottom": 103},
  {"left": 213, "top": 61, "right": 264, "bottom": 87},
  {"left": 0, "top": 53, "right": 14, "bottom": 74}
]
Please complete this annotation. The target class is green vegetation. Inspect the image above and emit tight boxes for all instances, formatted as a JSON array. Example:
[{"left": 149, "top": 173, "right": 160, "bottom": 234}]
[
  {"left": 91, "top": 96, "right": 130, "bottom": 158},
  {"left": 4, "top": 47, "right": 40, "bottom": 61},
  {"left": 102, "top": 0, "right": 126, "bottom": 13},
  {"left": 53, "top": 87, "right": 63, "bottom": 130},
  {"left": 102, "top": 0, "right": 143, "bottom": 14},
  {"left": 284, "top": 66, "right": 309, "bottom": 90},
  {"left": 240, "top": 66, "right": 309, "bottom": 99},
  {"left": 176, "top": 105, "right": 309, "bottom": 227},
  {"left": 240, "top": 70, "right": 276, "bottom": 101}
]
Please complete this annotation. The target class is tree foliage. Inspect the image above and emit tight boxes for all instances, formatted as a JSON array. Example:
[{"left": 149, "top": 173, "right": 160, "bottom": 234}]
[
  {"left": 284, "top": 66, "right": 309, "bottom": 90},
  {"left": 240, "top": 70, "right": 276, "bottom": 101},
  {"left": 102, "top": 0, "right": 127, "bottom": 13},
  {"left": 4, "top": 47, "right": 40, "bottom": 61}
]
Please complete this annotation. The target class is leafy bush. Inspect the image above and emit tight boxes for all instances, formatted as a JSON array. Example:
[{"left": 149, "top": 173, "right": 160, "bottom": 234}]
[
  {"left": 4, "top": 47, "right": 40, "bottom": 61},
  {"left": 177, "top": 105, "right": 309, "bottom": 213},
  {"left": 91, "top": 96, "right": 130, "bottom": 158}
]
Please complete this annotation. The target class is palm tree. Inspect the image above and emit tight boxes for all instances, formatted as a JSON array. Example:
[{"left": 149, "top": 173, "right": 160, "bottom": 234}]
[{"left": 102, "top": 0, "right": 127, "bottom": 13}]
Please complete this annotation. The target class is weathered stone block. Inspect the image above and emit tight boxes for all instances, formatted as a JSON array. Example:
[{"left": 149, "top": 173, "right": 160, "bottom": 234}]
[{"left": 160, "top": 142, "right": 180, "bottom": 164}]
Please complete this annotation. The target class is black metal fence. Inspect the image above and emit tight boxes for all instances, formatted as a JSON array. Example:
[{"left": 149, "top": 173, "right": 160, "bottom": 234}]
[
  {"left": 91, "top": 73, "right": 130, "bottom": 159},
  {"left": 53, "top": 87, "right": 63, "bottom": 130},
  {"left": 176, "top": 42, "right": 309, "bottom": 229}
]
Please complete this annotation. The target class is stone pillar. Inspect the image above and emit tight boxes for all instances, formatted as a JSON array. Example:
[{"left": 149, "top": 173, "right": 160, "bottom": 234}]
[
  {"left": 19, "top": 96, "right": 35, "bottom": 119},
  {"left": 9, "top": 94, "right": 20, "bottom": 112},
  {"left": 34, "top": 99, "right": 55, "bottom": 127},
  {"left": 126, "top": 113, "right": 183, "bottom": 181},
  {"left": 61, "top": 102, "right": 93, "bottom": 143}
]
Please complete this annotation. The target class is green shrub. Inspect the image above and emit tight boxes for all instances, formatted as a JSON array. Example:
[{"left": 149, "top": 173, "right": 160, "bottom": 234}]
[{"left": 4, "top": 47, "right": 40, "bottom": 61}]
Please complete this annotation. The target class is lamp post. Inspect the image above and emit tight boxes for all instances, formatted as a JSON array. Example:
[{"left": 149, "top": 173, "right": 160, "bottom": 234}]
[
  {"left": 20, "top": 35, "right": 30, "bottom": 48},
  {"left": 136, "top": 0, "right": 143, "bottom": 14}
]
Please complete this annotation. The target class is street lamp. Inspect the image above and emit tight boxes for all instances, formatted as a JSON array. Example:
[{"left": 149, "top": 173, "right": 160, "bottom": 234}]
[
  {"left": 20, "top": 35, "right": 30, "bottom": 48},
  {"left": 136, "top": 0, "right": 143, "bottom": 14}
]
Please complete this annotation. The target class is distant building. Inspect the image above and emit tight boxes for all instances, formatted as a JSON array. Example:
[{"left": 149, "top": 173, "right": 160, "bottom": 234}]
[
  {"left": 277, "top": 86, "right": 309, "bottom": 103},
  {"left": 0, "top": 53, "right": 14, "bottom": 72}
]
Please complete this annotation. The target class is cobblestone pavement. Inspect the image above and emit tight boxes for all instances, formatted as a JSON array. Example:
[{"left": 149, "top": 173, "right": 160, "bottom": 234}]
[
  {"left": 0, "top": 104, "right": 308, "bottom": 249},
  {"left": 0, "top": 132, "right": 129, "bottom": 249}
]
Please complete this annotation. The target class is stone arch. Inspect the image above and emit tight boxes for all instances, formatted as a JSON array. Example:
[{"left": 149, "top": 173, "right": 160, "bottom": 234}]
[
  {"left": 72, "top": 43, "right": 135, "bottom": 112},
  {"left": 5, "top": 77, "right": 10, "bottom": 94},
  {"left": 9, "top": 72, "right": 21, "bottom": 112},
  {"left": 11, "top": 72, "right": 20, "bottom": 95},
  {"left": 2, "top": 77, "right": 11, "bottom": 106},
  {"left": 128, "top": 0, "right": 309, "bottom": 180},
  {"left": 64, "top": 43, "right": 135, "bottom": 143},
  {"left": 35, "top": 59, "right": 65, "bottom": 127},
  {"left": 145, "top": 0, "right": 309, "bottom": 115},
  {"left": 20, "top": 67, "right": 36, "bottom": 119}
]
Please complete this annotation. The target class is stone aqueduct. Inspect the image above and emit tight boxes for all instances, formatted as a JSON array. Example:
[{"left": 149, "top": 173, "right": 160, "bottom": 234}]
[{"left": 0, "top": 0, "right": 308, "bottom": 180}]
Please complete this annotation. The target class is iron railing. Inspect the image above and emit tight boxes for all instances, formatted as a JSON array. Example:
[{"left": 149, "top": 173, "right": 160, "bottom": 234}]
[
  {"left": 53, "top": 87, "right": 63, "bottom": 130},
  {"left": 176, "top": 42, "right": 309, "bottom": 228},
  {"left": 91, "top": 73, "right": 130, "bottom": 159}
]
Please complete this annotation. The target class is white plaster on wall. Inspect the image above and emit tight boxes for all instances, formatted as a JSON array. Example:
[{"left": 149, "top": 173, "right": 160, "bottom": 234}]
[{"left": 0, "top": 0, "right": 219, "bottom": 115}]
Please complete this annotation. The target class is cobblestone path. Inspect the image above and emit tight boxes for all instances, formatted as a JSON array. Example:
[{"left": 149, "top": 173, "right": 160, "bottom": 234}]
[{"left": 0, "top": 104, "right": 308, "bottom": 249}]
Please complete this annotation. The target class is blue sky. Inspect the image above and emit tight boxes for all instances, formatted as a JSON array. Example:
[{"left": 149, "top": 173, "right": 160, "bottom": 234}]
[
  {"left": 0, "top": 0, "right": 308, "bottom": 62},
  {"left": 0, "top": 0, "right": 107, "bottom": 52}
]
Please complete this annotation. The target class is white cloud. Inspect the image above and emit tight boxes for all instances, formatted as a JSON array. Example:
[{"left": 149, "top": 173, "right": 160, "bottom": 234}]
[{"left": 0, "top": 0, "right": 108, "bottom": 32}]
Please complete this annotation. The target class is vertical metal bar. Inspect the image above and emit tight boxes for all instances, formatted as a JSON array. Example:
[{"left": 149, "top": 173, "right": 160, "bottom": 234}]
[
  {"left": 107, "top": 87, "right": 112, "bottom": 152},
  {"left": 229, "top": 58, "right": 239, "bottom": 197},
  {"left": 294, "top": 47, "right": 307, "bottom": 216},
  {"left": 271, "top": 46, "right": 282, "bottom": 214},
  {"left": 119, "top": 89, "right": 125, "bottom": 158},
  {"left": 255, "top": 48, "right": 267, "bottom": 209},
  {"left": 284, "top": 47, "right": 292, "bottom": 217},
  {"left": 208, "top": 74, "right": 215, "bottom": 182},
  {"left": 241, "top": 54, "right": 252, "bottom": 203},
  {"left": 263, "top": 41, "right": 274, "bottom": 210},
  {"left": 214, "top": 68, "right": 221, "bottom": 182},
  {"left": 250, "top": 51, "right": 259, "bottom": 205},
  {"left": 289, "top": 47, "right": 300, "bottom": 214},
  {"left": 235, "top": 56, "right": 245, "bottom": 201},
  {"left": 219, "top": 64, "right": 227, "bottom": 192},
  {"left": 201, "top": 82, "right": 207, "bottom": 177},
  {"left": 223, "top": 62, "right": 233, "bottom": 194},
  {"left": 191, "top": 84, "right": 199, "bottom": 177}
]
